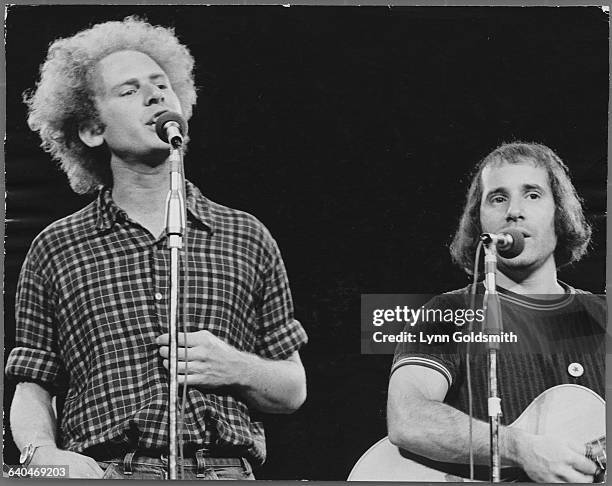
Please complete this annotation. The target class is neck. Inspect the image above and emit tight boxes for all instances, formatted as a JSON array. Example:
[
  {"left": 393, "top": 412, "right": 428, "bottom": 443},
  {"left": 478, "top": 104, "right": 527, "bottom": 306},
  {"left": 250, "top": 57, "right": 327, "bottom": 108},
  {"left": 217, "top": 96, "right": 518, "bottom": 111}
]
[
  {"left": 110, "top": 158, "right": 170, "bottom": 214},
  {"left": 495, "top": 256, "right": 564, "bottom": 295}
]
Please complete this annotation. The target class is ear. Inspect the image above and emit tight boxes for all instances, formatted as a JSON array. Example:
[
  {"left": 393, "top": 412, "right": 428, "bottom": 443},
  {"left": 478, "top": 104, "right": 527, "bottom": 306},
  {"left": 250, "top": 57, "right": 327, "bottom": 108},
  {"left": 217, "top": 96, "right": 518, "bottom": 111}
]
[{"left": 78, "top": 122, "right": 105, "bottom": 148}]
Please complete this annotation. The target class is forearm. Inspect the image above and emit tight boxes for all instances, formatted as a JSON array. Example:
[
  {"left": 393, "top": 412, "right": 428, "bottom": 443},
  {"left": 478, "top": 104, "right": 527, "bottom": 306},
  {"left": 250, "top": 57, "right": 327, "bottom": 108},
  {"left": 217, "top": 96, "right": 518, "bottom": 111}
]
[
  {"left": 10, "top": 382, "right": 57, "bottom": 450},
  {"left": 10, "top": 382, "right": 105, "bottom": 477},
  {"left": 158, "top": 331, "right": 306, "bottom": 413},
  {"left": 387, "top": 367, "right": 597, "bottom": 482},
  {"left": 235, "top": 351, "right": 306, "bottom": 414},
  {"left": 388, "top": 396, "right": 520, "bottom": 467}
]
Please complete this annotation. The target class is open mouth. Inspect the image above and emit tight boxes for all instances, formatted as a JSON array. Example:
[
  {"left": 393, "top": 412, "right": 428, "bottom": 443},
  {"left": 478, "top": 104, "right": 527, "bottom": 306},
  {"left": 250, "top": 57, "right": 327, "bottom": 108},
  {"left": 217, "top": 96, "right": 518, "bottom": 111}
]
[
  {"left": 146, "top": 109, "right": 169, "bottom": 126},
  {"left": 502, "top": 228, "right": 531, "bottom": 238}
]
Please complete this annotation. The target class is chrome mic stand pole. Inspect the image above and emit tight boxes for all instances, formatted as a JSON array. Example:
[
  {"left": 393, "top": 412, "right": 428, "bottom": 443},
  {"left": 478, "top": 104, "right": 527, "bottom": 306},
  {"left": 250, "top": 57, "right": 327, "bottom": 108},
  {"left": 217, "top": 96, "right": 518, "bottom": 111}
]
[
  {"left": 482, "top": 242, "right": 502, "bottom": 483},
  {"left": 164, "top": 139, "right": 186, "bottom": 480}
]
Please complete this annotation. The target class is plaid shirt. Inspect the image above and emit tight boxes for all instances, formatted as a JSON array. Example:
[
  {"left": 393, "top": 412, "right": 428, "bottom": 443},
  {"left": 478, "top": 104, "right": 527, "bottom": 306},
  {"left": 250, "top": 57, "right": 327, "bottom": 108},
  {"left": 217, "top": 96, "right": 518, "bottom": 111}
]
[{"left": 6, "top": 181, "right": 307, "bottom": 465}]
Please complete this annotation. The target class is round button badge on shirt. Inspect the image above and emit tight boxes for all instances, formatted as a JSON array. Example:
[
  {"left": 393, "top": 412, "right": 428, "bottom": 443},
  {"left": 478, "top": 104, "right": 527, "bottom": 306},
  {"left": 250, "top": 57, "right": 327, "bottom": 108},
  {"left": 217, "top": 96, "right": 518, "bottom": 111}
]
[
  {"left": 567, "top": 362, "right": 584, "bottom": 378},
  {"left": 155, "top": 292, "right": 163, "bottom": 301}
]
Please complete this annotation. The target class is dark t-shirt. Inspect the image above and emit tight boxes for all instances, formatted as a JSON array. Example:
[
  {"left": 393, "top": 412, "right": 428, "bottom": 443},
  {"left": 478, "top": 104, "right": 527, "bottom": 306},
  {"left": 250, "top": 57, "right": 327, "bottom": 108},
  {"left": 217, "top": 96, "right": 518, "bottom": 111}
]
[{"left": 392, "top": 283, "right": 605, "bottom": 425}]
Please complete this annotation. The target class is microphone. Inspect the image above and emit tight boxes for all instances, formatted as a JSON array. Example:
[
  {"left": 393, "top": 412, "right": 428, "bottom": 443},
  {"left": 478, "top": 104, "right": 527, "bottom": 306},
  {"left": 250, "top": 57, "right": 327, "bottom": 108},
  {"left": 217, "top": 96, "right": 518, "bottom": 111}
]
[
  {"left": 155, "top": 111, "right": 188, "bottom": 148},
  {"left": 480, "top": 229, "right": 525, "bottom": 259}
]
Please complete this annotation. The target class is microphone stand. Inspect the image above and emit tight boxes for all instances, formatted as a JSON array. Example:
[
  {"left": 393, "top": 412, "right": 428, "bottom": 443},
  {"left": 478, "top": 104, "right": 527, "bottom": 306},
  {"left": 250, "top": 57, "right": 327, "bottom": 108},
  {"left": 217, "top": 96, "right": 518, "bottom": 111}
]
[
  {"left": 164, "top": 139, "right": 186, "bottom": 480},
  {"left": 482, "top": 243, "right": 503, "bottom": 482}
]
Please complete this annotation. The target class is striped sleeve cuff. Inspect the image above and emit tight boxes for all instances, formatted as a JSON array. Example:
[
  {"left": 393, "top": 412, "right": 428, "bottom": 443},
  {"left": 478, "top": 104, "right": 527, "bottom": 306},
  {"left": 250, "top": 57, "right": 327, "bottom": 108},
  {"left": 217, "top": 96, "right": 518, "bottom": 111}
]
[{"left": 391, "top": 356, "right": 453, "bottom": 388}]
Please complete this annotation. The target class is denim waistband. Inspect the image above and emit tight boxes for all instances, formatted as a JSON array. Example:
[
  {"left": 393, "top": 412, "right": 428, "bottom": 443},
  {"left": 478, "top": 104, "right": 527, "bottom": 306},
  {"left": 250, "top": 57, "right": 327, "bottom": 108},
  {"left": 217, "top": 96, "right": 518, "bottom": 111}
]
[
  {"left": 101, "top": 454, "right": 245, "bottom": 467},
  {"left": 97, "top": 449, "right": 251, "bottom": 477}
]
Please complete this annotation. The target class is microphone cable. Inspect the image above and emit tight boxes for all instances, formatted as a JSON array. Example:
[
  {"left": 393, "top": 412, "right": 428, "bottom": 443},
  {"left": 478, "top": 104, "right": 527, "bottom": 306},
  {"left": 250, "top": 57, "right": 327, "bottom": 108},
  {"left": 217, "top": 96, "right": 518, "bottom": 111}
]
[
  {"left": 179, "top": 169, "right": 189, "bottom": 480},
  {"left": 467, "top": 239, "right": 484, "bottom": 481}
]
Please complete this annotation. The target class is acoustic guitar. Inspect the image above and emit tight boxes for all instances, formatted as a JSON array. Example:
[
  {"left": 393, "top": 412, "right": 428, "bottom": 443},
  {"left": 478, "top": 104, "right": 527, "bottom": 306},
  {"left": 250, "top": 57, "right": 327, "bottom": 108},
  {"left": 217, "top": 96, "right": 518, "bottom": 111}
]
[{"left": 348, "top": 385, "right": 605, "bottom": 482}]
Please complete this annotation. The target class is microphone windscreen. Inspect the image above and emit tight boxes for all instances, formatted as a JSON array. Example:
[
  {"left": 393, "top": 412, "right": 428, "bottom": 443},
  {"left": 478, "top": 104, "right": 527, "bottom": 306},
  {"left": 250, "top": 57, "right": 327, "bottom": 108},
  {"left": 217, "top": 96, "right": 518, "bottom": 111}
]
[
  {"left": 155, "top": 111, "right": 188, "bottom": 143},
  {"left": 498, "top": 229, "right": 525, "bottom": 259}
]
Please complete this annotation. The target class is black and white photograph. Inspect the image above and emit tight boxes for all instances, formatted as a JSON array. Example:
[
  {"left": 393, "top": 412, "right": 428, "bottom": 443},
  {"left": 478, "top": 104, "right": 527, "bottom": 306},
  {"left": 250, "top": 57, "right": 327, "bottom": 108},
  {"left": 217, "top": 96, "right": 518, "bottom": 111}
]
[{"left": 3, "top": 5, "right": 608, "bottom": 482}]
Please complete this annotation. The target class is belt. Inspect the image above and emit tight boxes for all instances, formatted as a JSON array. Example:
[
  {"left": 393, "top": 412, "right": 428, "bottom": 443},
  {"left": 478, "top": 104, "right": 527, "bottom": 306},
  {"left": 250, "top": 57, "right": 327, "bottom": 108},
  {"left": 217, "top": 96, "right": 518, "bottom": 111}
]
[
  {"left": 90, "top": 447, "right": 250, "bottom": 477},
  {"left": 86, "top": 443, "right": 246, "bottom": 462}
]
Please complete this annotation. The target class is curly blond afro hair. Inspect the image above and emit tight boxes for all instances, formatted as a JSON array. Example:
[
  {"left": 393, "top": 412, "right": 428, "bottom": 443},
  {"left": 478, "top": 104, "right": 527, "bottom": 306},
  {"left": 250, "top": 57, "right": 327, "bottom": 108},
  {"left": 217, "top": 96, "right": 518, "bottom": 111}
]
[{"left": 25, "top": 16, "right": 197, "bottom": 194}]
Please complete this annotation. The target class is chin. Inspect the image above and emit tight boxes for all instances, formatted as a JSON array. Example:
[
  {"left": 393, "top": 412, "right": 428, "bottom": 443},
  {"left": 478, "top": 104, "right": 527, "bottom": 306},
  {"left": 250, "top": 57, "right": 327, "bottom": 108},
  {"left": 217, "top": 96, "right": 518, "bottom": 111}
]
[
  {"left": 141, "top": 149, "right": 170, "bottom": 168},
  {"left": 497, "top": 255, "right": 537, "bottom": 274},
  {"left": 500, "top": 255, "right": 530, "bottom": 266}
]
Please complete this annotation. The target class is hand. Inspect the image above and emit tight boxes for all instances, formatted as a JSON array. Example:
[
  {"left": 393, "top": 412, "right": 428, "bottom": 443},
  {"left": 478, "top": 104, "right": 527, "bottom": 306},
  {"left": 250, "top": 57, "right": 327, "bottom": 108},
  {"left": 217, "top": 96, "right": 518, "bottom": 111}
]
[
  {"left": 31, "top": 445, "right": 104, "bottom": 478},
  {"left": 156, "top": 330, "right": 249, "bottom": 388},
  {"left": 516, "top": 433, "right": 598, "bottom": 483}
]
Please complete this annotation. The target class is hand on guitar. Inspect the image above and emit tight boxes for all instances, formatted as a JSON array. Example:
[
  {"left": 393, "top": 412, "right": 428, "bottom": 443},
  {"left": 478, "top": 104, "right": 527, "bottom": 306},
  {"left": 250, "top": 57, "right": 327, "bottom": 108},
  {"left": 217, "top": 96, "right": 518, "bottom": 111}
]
[
  {"left": 514, "top": 432, "right": 599, "bottom": 483},
  {"left": 31, "top": 445, "right": 105, "bottom": 478}
]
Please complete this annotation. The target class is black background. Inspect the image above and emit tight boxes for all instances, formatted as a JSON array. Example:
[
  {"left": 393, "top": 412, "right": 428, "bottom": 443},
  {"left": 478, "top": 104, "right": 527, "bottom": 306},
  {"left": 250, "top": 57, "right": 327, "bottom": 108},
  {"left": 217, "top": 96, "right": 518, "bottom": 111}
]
[{"left": 3, "top": 5, "right": 608, "bottom": 480}]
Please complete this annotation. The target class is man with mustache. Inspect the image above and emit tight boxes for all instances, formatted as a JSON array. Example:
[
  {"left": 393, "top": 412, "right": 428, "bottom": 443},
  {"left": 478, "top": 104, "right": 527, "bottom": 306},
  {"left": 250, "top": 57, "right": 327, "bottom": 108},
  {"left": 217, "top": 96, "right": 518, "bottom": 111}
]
[{"left": 387, "top": 142, "right": 604, "bottom": 483}]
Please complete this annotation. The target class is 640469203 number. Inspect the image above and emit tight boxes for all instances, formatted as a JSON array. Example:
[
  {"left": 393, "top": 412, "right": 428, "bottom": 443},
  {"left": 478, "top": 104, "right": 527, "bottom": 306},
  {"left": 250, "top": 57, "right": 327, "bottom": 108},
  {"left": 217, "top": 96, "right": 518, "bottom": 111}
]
[{"left": 4, "top": 465, "right": 68, "bottom": 478}]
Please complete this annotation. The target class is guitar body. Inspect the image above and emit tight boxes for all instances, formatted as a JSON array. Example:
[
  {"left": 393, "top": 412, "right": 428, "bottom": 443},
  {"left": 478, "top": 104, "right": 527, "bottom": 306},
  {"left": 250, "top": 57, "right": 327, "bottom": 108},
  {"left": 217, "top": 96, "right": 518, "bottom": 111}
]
[{"left": 348, "top": 385, "right": 605, "bottom": 481}]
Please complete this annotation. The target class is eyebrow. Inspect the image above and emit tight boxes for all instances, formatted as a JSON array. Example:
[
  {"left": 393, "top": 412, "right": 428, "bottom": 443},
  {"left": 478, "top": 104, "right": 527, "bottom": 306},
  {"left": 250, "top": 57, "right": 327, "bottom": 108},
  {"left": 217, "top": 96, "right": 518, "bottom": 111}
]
[
  {"left": 522, "top": 183, "right": 546, "bottom": 192},
  {"left": 485, "top": 183, "right": 547, "bottom": 197},
  {"left": 110, "top": 73, "right": 168, "bottom": 92}
]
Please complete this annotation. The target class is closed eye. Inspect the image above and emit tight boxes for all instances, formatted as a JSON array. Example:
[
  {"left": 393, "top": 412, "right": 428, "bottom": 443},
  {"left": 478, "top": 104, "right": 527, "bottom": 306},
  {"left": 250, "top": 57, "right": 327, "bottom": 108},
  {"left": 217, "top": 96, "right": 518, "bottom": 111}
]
[{"left": 120, "top": 87, "right": 138, "bottom": 97}]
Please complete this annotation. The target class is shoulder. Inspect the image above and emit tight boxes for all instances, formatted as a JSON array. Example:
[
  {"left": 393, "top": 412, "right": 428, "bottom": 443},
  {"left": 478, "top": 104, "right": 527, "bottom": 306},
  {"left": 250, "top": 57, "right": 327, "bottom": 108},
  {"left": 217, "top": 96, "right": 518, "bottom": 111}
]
[
  {"left": 568, "top": 286, "right": 593, "bottom": 296},
  {"left": 208, "top": 199, "right": 269, "bottom": 233},
  {"left": 442, "top": 284, "right": 473, "bottom": 296},
  {"left": 428, "top": 284, "right": 474, "bottom": 306},
  {"left": 563, "top": 283, "right": 606, "bottom": 321},
  {"left": 190, "top": 183, "right": 286, "bottom": 268},
  {"left": 206, "top": 198, "right": 279, "bottom": 255},
  {"left": 26, "top": 201, "right": 97, "bottom": 265}
]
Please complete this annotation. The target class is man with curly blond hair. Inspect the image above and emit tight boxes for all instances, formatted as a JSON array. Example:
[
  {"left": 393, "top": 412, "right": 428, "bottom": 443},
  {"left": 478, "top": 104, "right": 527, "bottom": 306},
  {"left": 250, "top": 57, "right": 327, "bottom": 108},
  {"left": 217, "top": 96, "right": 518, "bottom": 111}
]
[{"left": 6, "top": 17, "right": 308, "bottom": 479}]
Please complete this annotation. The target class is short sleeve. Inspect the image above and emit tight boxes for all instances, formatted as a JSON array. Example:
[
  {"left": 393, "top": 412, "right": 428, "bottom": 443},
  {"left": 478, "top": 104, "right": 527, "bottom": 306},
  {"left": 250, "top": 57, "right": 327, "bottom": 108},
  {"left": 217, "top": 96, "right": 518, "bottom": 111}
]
[
  {"left": 254, "top": 235, "right": 307, "bottom": 360},
  {"left": 5, "top": 243, "right": 64, "bottom": 388},
  {"left": 391, "top": 294, "right": 463, "bottom": 389}
]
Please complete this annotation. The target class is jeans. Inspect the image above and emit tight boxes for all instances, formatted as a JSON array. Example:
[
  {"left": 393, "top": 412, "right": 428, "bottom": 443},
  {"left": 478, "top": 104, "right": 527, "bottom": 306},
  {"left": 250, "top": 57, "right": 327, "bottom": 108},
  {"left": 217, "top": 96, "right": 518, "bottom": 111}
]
[{"left": 97, "top": 451, "right": 255, "bottom": 480}]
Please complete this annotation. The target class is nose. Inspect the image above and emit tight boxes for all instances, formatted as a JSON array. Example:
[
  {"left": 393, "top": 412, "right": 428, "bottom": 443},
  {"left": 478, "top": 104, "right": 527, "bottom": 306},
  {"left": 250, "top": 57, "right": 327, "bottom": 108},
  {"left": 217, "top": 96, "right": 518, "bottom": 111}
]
[
  {"left": 144, "top": 84, "right": 165, "bottom": 106},
  {"left": 505, "top": 197, "right": 524, "bottom": 222}
]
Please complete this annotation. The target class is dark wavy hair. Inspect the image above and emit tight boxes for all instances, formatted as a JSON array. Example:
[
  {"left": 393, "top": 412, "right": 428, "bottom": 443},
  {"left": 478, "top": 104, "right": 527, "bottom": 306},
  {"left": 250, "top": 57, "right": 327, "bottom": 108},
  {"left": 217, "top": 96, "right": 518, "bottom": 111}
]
[
  {"left": 24, "top": 16, "right": 197, "bottom": 194},
  {"left": 449, "top": 142, "right": 591, "bottom": 274}
]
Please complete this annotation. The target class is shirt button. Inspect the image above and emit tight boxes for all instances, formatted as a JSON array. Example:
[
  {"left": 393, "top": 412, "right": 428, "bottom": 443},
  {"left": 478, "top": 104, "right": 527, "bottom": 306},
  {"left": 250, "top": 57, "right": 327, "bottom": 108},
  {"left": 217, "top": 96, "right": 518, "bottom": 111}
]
[
  {"left": 568, "top": 362, "right": 584, "bottom": 377},
  {"left": 154, "top": 292, "right": 164, "bottom": 301}
]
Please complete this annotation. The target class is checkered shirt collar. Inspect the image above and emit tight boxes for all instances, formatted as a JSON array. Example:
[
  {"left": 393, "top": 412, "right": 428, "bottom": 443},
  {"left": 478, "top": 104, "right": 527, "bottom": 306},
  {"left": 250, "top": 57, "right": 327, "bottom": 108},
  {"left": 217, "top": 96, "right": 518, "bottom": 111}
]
[{"left": 94, "top": 180, "right": 214, "bottom": 233}]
